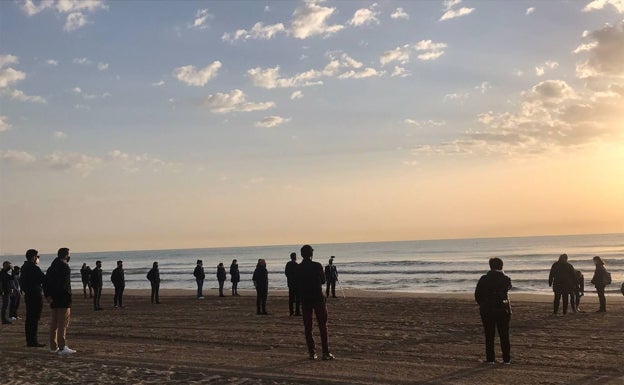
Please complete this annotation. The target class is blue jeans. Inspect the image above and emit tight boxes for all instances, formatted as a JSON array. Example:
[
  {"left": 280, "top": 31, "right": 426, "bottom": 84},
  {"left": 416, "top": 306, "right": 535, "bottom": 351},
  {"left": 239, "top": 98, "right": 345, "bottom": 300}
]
[{"left": 196, "top": 279, "right": 204, "bottom": 298}]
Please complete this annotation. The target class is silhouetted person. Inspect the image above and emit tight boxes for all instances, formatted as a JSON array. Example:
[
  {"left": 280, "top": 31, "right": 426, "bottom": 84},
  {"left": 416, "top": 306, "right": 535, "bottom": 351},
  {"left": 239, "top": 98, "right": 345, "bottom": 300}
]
[
  {"left": 217, "top": 263, "right": 226, "bottom": 297},
  {"left": 252, "top": 259, "right": 269, "bottom": 315},
  {"left": 285, "top": 252, "right": 301, "bottom": 316},
  {"left": 230, "top": 259, "right": 240, "bottom": 296},
  {"left": 591, "top": 256, "right": 610, "bottom": 312},
  {"left": 325, "top": 256, "right": 338, "bottom": 298},
  {"left": 44, "top": 247, "right": 76, "bottom": 355},
  {"left": 147, "top": 262, "right": 160, "bottom": 304},
  {"left": 90, "top": 261, "right": 103, "bottom": 310},
  {"left": 297, "top": 245, "right": 334, "bottom": 360},
  {"left": 1, "top": 261, "right": 14, "bottom": 324},
  {"left": 9, "top": 265, "right": 21, "bottom": 321},
  {"left": 194, "top": 260, "right": 205, "bottom": 299},
  {"left": 20, "top": 249, "right": 46, "bottom": 347},
  {"left": 80, "top": 263, "right": 92, "bottom": 299},
  {"left": 570, "top": 269, "right": 584, "bottom": 313},
  {"left": 111, "top": 260, "right": 125, "bottom": 308},
  {"left": 548, "top": 254, "right": 576, "bottom": 315},
  {"left": 475, "top": 257, "right": 512, "bottom": 364}
]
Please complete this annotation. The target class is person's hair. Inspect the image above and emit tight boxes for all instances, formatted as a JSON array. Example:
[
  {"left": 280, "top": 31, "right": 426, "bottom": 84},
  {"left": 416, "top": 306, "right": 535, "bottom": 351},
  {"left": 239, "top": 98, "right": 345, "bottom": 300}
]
[
  {"left": 489, "top": 257, "right": 503, "bottom": 270},
  {"left": 2, "top": 261, "right": 10, "bottom": 269},
  {"left": 25, "top": 249, "right": 38, "bottom": 261},
  {"left": 96, "top": 260, "right": 102, "bottom": 265},
  {"left": 593, "top": 256, "right": 604, "bottom": 266},
  {"left": 290, "top": 252, "right": 296, "bottom": 261},
  {"left": 58, "top": 248, "right": 70, "bottom": 258},
  {"left": 153, "top": 261, "right": 158, "bottom": 268},
  {"left": 218, "top": 262, "right": 223, "bottom": 267},
  {"left": 301, "top": 244, "right": 313, "bottom": 259},
  {"left": 117, "top": 260, "right": 123, "bottom": 265},
  {"left": 256, "top": 258, "right": 266, "bottom": 268},
  {"left": 558, "top": 253, "right": 568, "bottom": 262}
]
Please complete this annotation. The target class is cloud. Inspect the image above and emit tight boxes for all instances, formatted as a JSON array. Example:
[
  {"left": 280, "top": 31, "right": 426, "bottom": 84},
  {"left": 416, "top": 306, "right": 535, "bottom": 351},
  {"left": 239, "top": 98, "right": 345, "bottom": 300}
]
[
  {"left": 380, "top": 44, "right": 411, "bottom": 66},
  {"left": 190, "top": 8, "right": 213, "bottom": 29},
  {"left": 391, "top": 8, "right": 409, "bottom": 20},
  {"left": 97, "top": 62, "right": 109, "bottom": 71},
  {"left": 444, "top": 92, "right": 470, "bottom": 102},
  {"left": 0, "top": 115, "right": 11, "bottom": 132},
  {"left": 349, "top": 4, "right": 380, "bottom": 26},
  {"left": 574, "top": 23, "right": 624, "bottom": 78},
  {"left": 64, "top": 11, "right": 88, "bottom": 31},
  {"left": 391, "top": 66, "right": 410, "bottom": 77},
  {"left": 583, "top": 0, "right": 624, "bottom": 13},
  {"left": 201, "top": 89, "right": 275, "bottom": 114},
  {"left": 73, "top": 57, "right": 92, "bottom": 65},
  {"left": 526, "top": 7, "right": 535, "bottom": 15},
  {"left": 440, "top": 0, "right": 475, "bottom": 21},
  {"left": 290, "top": 90, "right": 304, "bottom": 99},
  {"left": 415, "top": 40, "right": 447, "bottom": 61},
  {"left": 476, "top": 81, "right": 492, "bottom": 93},
  {"left": 174, "top": 61, "right": 222, "bottom": 86},
  {"left": 222, "top": 22, "right": 286, "bottom": 42},
  {"left": 21, "top": 0, "right": 108, "bottom": 31},
  {"left": 5, "top": 89, "right": 47, "bottom": 103},
  {"left": 404, "top": 119, "right": 446, "bottom": 127},
  {"left": 0, "top": 54, "right": 19, "bottom": 69},
  {"left": 338, "top": 67, "right": 382, "bottom": 79},
  {"left": 0, "top": 150, "right": 36, "bottom": 163},
  {"left": 254, "top": 115, "right": 291, "bottom": 127},
  {"left": 151, "top": 80, "right": 165, "bottom": 86},
  {"left": 290, "top": 0, "right": 344, "bottom": 39},
  {"left": 535, "top": 60, "right": 559, "bottom": 76},
  {"left": 47, "top": 59, "right": 59, "bottom": 66},
  {"left": 108, "top": 150, "right": 175, "bottom": 173},
  {"left": 380, "top": 40, "right": 447, "bottom": 65},
  {"left": 45, "top": 151, "right": 103, "bottom": 176},
  {"left": 0, "top": 67, "right": 26, "bottom": 88},
  {"left": 54, "top": 131, "right": 67, "bottom": 139}
]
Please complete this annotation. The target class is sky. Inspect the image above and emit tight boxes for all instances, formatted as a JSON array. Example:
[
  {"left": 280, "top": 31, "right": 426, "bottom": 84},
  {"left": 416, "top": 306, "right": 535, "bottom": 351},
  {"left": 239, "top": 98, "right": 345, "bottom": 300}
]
[{"left": 1, "top": 0, "right": 623, "bottom": 254}]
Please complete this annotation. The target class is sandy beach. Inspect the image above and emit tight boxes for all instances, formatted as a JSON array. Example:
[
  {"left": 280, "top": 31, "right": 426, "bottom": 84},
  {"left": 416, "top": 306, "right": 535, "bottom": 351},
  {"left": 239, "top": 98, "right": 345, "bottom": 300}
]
[{"left": 1, "top": 288, "right": 622, "bottom": 385}]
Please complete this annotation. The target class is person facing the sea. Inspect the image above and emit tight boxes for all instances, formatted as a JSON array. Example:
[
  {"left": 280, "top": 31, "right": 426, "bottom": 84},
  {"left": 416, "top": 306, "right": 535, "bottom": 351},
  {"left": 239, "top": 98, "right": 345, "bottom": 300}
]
[
  {"left": 111, "top": 260, "right": 126, "bottom": 308},
  {"left": 570, "top": 269, "right": 584, "bottom": 313},
  {"left": 194, "top": 260, "right": 205, "bottom": 299},
  {"left": 590, "top": 256, "right": 610, "bottom": 312},
  {"left": 80, "top": 263, "right": 92, "bottom": 299},
  {"left": 90, "top": 261, "right": 103, "bottom": 310},
  {"left": 285, "top": 252, "right": 301, "bottom": 316},
  {"left": 324, "top": 256, "right": 338, "bottom": 298},
  {"left": 216, "top": 263, "right": 226, "bottom": 297},
  {"left": 43, "top": 247, "right": 76, "bottom": 355},
  {"left": 9, "top": 265, "right": 21, "bottom": 321},
  {"left": 297, "top": 244, "right": 334, "bottom": 360},
  {"left": 548, "top": 254, "right": 576, "bottom": 315},
  {"left": 147, "top": 262, "right": 160, "bottom": 304},
  {"left": 475, "top": 257, "right": 512, "bottom": 364},
  {"left": 20, "top": 249, "right": 46, "bottom": 347},
  {"left": 1, "top": 261, "right": 14, "bottom": 324},
  {"left": 252, "top": 259, "right": 269, "bottom": 315},
  {"left": 230, "top": 259, "right": 240, "bottom": 296}
]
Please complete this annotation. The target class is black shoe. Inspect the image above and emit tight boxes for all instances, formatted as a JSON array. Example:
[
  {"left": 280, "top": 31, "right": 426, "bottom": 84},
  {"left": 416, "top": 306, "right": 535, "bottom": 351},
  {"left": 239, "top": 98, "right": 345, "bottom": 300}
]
[
  {"left": 27, "top": 343, "right": 46, "bottom": 348},
  {"left": 261, "top": 311, "right": 270, "bottom": 315},
  {"left": 322, "top": 352, "right": 335, "bottom": 360}
]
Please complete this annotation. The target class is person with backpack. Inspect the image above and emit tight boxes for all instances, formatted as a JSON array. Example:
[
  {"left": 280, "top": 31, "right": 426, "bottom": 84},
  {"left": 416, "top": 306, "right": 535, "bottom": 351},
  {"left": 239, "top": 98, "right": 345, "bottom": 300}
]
[{"left": 590, "top": 256, "right": 610, "bottom": 313}]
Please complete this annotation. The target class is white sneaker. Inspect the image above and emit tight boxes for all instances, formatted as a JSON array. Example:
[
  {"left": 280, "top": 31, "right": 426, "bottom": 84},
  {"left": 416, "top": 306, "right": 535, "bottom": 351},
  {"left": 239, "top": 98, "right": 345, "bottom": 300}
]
[
  {"left": 9, "top": 317, "right": 17, "bottom": 321},
  {"left": 198, "top": 296, "right": 204, "bottom": 299},
  {"left": 57, "top": 346, "right": 76, "bottom": 355}
]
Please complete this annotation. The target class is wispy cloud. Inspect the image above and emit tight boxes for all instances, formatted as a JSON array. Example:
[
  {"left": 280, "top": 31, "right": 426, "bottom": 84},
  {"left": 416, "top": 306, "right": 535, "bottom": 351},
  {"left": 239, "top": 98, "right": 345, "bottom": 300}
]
[
  {"left": 349, "top": 3, "right": 380, "bottom": 27},
  {"left": 583, "top": 0, "right": 624, "bottom": 13},
  {"left": 290, "top": 90, "right": 304, "bottom": 100},
  {"left": 54, "top": 131, "right": 67, "bottom": 139},
  {"left": 391, "top": 8, "right": 409, "bottom": 20},
  {"left": 222, "top": 22, "right": 286, "bottom": 42},
  {"left": 254, "top": 116, "right": 291, "bottom": 128},
  {"left": 0, "top": 149, "right": 36, "bottom": 163},
  {"left": 174, "top": 61, "right": 222, "bottom": 86},
  {"left": 201, "top": 89, "right": 275, "bottom": 114},
  {"left": 535, "top": 60, "right": 559, "bottom": 76},
  {"left": 45, "top": 151, "right": 103, "bottom": 176},
  {"left": 0, "top": 115, "right": 12, "bottom": 132},
  {"left": 21, "top": 0, "right": 108, "bottom": 32},
  {"left": 290, "top": 0, "right": 344, "bottom": 39},
  {"left": 5, "top": 88, "right": 47, "bottom": 103},
  {"left": 190, "top": 8, "right": 213, "bottom": 29},
  {"left": 526, "top": 7, "right": 536, "bottom": 15},
  {"left": 380, "top": 40, "right": 447, "bottom": 65},
  {"left": 440, "top": 0, "right": 475, "bottom": 21}
]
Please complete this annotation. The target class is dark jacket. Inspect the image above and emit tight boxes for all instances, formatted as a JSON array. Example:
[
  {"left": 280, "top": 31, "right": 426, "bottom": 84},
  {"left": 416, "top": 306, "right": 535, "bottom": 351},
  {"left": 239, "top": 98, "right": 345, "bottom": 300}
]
[
  {"left": 44, "top": 257, "right": 72, "bottom": 308},
  {"left": 325, "top": 264, "right": 338, "bottom": 283},
  {"left": 20, "top": 260, "right": 45, "bottom": 296},
  {"left": 297, "top": 259, "right": 326, "bottom": 304},
  {"left": 548, "top": 261, "right": 576, "bottom": 292},
  {"left": 81, "top": 266, "right": 92, "bottom": 283},
  {"left": 0, "top": 268, "right": 13, "bottom": 295},
  {"left": 90, "top": 267, "right": 103, "bottom": 288},
  {"left": 229, "top": 263, "right": 240, "bottom": 283},
  {"left": 217, "top": 266, "right": 226, "bottom": 282},
  {"left": 285, "top": 260, "right": 298, "bottom": 287},
  {"left": 147, "top": 268, "right": 160, "bottom": 284},
  {"left": 193, "top": 265, "right": 205, "bottom": 280},
  {"left": 591, "top": 265, "right": 609, "bottom": 288},
  {"left": 252, "top": 266, "right": 268, "bottom": 292},
  {"left": 475, "top": 270, "right": 512, "bottom": 314},
  {"left": 111, "top": 267, "right": 125, "bottom": 288}
]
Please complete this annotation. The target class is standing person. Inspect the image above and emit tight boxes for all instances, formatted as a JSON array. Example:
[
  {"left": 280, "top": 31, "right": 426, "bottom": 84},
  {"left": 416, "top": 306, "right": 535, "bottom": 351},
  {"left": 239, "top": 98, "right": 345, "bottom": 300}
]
[
  {"left": 20, "top": 249, "right": 46, "bottom": 347},
  {"left": 297, "top": 245, "right": 334, "bottom": 360},
  {"left": 90, "top": 261, "right": 103, "bottom": 310},
  {"left": 570, "top": 270, "right": 584, "bottom": 313},
  {"left": 591, "top": 256, "right": 610, "bottom": 313},
  {"left": 80, "top": 263, "right": 92, "bottom": 299},
  {"left": 194, "top": 260, "right": 205, "bottom": 299},
  {"left": 230, "top": 259, "right": 240, "bottom": 296},
  {"left": 548, "top": 254, "right": 576, "bottom": 315},
  {"left": 147, "top": 262, "right": 160, "bottom": 304},
  {"left": 475, "top": 257, "right": 512, "bottom": 364},
  {"left": 324, "top": 256, "right": 338, "bottom": 298},
  {"left": 217, "top": 263, "right": 226, "bottom": 297},
  {"left": 111, "top": 260, "right": 125, "bottom": 308},
  {"left": 1, "top": 261, "right": 14, "bottom": 324},
  {"left": 285, "top": 252, "right": 301, "bottom": 316},
  {"left": 9, "top": 266, "right": 22, "bottom": 321},
  {"left": 43, "top": 247, "right": 76, "bottom": 355},
  {"left": 252, "top": 259, "right": 269, "bottom": 315}
]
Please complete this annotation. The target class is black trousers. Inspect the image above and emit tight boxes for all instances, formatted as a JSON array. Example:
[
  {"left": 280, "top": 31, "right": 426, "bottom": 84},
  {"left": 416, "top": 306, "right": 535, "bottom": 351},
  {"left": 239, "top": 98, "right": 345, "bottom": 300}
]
[
  {"left": 326, "top": 281, "right": 336, "bottom": 298},
  {"left": 553, "top": 290, "right": 570, "bottom": 314},
  {"left": 114, "top": 285, "right": 125, "bottom": 307},
  {"left": 93, "top": 285, "right": 102, "bottom": 309},
  {"left": 596, "top": 286, "right": 606, "bottom": 311},
  {"left": 150, "top": 282, "right": 160, "bottom": 304},
  {"left": 24, "top": 292, "right": 43, "bottom": 345},
  {"left": 9, "top": 294, "right": 20, "bottom": 318},
  {"left": 288, "top": 284, "right": 300, "bottom": 315},
  {"left": 256, "top": 288, "right": 267, "bottom": 314},
  {"left": 480, "top": 309, "right": 511, "bottom": 363},
  {"left": 1, "top": 293, "right": 11, "bottom": 322}
]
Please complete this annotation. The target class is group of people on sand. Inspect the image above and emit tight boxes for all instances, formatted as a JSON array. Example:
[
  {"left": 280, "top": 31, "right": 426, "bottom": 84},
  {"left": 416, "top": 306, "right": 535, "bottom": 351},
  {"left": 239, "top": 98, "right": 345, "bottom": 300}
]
[
  {"left": 79, "top": 260, "right": 128, "bottom": 310},
  {"left": 475, "top": 253, "right": 619, "bottom": 366}
]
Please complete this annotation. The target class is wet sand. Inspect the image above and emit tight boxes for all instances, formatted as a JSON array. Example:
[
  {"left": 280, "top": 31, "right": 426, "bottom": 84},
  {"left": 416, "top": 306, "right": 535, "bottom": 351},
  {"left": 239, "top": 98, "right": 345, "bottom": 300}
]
[{"left": 1, "top": 288, "right": 623, "bottom": 384}]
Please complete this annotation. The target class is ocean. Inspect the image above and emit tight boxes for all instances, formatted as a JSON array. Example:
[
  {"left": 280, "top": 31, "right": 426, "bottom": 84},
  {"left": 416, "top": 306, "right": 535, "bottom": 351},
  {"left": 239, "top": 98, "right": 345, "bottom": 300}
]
[{"left": 9, "top": 233, "right": 624, "bottom": 295}]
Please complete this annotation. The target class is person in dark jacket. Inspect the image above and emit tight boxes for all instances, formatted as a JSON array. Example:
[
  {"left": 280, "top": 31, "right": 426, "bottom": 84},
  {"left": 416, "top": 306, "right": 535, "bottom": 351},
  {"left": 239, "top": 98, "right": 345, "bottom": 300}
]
[
  {"left": 90, "top": 261, "right": 103, "bottom": 310},
  {"left": 80, "top": 263, "right": 92, "bottom": 299},
  {"left": 147, "top": 261, "right": 160, "bottom": 304},
  {"left": 475, "top": 257, "right": 512, "bottom": 364},
  {"left": 194, "top": 260, "right": 205, "bottom": 299},
  {"left": 111, "top": 260, "right": 125, "bottom": 308},
  {"left": 1, "top": 261, "right": 14, "bottom": 324},
  {"left": 285, "top": 252, "right": 301, "bottom": 316},
  {"left": 324, "top": 257, "right": 338, "bottom": 298},
  {"left": 44, "top": 247, "right": 75, "bottom": 355},
  {"left": 591, "top": 256, "right": 610, "bottom": 312},
  {"left": 217, "top": 263, "right": 227, "bottom": 297},
  {"left": 230, "top": 259, "right": 240, "bottom": 296},
  {"left": 570, "top": 269, "right": 584, "bottom": 313},
  {"left": 20, "top": 249, "right": 46, "bottom": 347},
  {"left": 548, "top": 254, "right": 576, "bottom": 315},
  {"left": 297, "top": 245, "right": 334, "bottom": 360},
  {"left": 252, "top": 259, "right": 269, "bottom": 315},
  {"left": 9, "top": 265, "right": 21, "bottom": 321}
]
